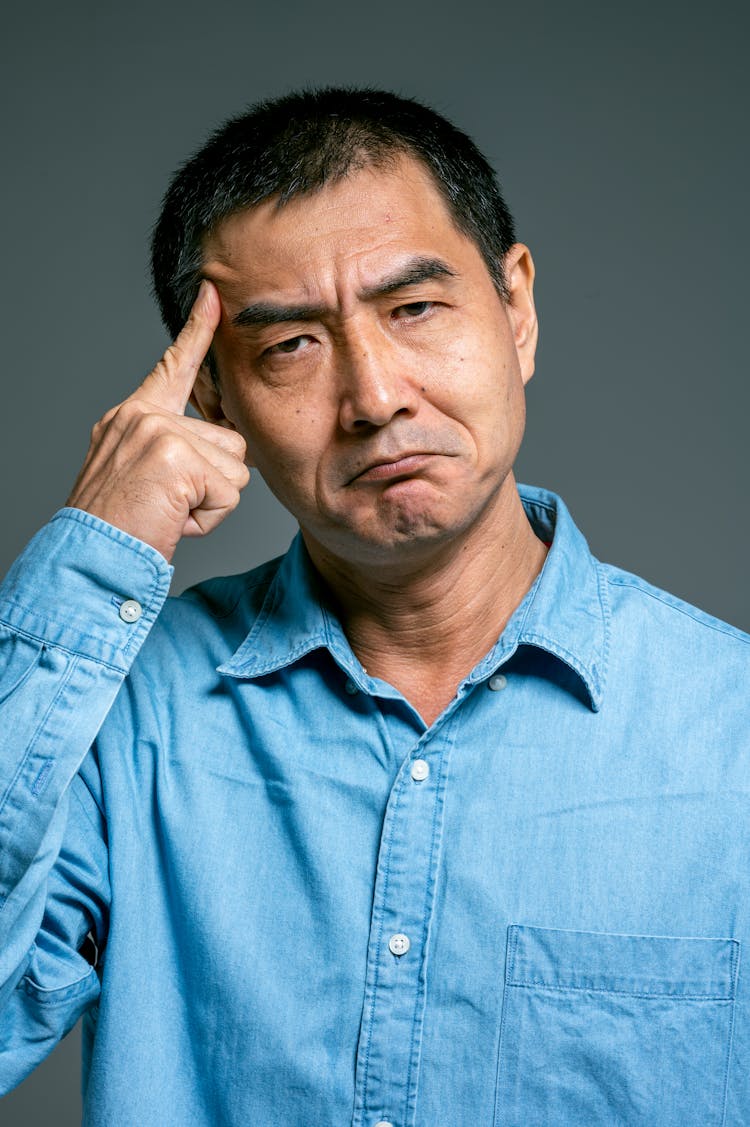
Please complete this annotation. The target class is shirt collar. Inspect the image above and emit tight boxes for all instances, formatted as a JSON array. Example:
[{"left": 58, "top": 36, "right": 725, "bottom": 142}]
[
  {"left": 218, "top": 484, "right": 609, "bottom": 712},
  {"left": 467, "top": 485, "right": 609, "bottom": 711}
]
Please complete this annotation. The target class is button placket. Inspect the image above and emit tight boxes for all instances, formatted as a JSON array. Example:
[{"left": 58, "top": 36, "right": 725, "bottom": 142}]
[{"left": 352, "top": 715, "right": 460, "bottom": 1127}]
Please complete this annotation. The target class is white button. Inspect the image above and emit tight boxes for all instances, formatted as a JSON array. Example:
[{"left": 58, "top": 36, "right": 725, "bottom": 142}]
[
  {"left": 389, "top": 933, "right": 410, "bottom": 956},
  {"left": 374, "top": 1121, "right": 394, "bottom": 1127},
  {"left": 488, "top": 673, "right": 507, "bottom": 691},
  {"left": 119, "top": 599, "right": 142, "bottom": 623},
  {"left": 344, "top": 679, "right": 358, "bottom": 695},
  {"left": 411, "top": 759, "right": 430, "bottom": 782}
]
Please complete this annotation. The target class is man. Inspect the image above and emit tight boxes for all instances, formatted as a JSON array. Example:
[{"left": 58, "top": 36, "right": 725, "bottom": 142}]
[{"left": 0, "top": 87, "right": 747, "bottom": 1126}]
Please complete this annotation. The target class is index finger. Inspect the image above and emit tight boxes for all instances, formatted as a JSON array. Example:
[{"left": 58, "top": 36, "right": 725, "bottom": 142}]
[{"left": 133, "top": 280, "right": 221, "bottom": 415}]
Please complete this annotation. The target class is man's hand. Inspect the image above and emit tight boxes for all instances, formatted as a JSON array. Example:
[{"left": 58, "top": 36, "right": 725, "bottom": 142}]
[{"left": 67, "top": 281, "right": 249, "bottom": 563}]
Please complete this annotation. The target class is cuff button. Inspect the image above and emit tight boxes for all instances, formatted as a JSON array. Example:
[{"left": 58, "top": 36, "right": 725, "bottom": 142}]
[{"left": 119, "top": 599, "right": 143, "bottom": 623}]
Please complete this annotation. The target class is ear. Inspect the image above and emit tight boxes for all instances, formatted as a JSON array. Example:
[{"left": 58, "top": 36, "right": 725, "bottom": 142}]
[{"left": 503, "top": 243, "right": 538, "bottom": 386}]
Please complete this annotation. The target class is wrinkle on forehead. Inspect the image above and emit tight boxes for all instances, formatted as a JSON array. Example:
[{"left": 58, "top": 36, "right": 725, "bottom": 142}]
[{"left": 201, "top": 157, "right": 469, "bottom": 316}]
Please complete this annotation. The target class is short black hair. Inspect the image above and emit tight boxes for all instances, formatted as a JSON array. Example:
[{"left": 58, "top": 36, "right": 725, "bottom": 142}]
[{"left": 151, "top": 87, "right": 517, "bottom": 339}]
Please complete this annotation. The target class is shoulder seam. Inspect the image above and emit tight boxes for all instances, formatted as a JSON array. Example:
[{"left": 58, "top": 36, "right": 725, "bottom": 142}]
[{"left": 606, "top": 573, "right": 749, "bottom": 644}]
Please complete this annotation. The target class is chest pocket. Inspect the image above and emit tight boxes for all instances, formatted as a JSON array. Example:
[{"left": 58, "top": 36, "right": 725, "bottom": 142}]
[{"left": 494, "top": 925, "right": 739, "bottom": 1127}]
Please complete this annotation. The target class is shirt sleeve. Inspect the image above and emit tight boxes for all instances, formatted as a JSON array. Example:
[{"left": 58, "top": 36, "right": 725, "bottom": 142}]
[{"left": 0, "top": 508, "right": 172, "bottom": 1090}]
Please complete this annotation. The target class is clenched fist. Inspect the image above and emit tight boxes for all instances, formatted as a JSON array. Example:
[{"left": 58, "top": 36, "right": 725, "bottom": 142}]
[{"left": 67, "top": 281, "right": 250, "bottom": 563}]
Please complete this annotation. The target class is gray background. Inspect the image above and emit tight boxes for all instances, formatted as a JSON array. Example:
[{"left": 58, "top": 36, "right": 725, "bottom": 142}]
[{"left": 1, "top": 0, "right": 747, "bottom": 1121}]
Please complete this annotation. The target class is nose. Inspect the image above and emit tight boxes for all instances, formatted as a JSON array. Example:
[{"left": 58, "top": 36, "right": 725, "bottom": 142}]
[{"left": 337, "top": 330, "right": 420, "bottom": 433}]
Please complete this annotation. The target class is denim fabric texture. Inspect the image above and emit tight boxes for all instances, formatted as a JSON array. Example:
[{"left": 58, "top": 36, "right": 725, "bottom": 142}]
[{"left": 0, "top": 484, "right": 748, "bottom": 1126}]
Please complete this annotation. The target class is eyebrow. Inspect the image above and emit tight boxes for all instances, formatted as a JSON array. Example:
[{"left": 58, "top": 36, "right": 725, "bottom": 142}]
[{"left": 231, "top": 256, "right": 457, "bottom": 329}]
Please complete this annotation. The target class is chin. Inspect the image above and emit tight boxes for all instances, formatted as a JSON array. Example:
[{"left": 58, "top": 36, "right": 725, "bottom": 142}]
[
  {"left": 301, "top": 479, "right": 499, "bottom": 567},
  {"left": 332, "top": 508, "right": 476, "bottom": 568}
]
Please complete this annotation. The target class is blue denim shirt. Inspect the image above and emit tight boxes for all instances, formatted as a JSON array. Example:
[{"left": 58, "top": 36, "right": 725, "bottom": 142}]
[{"left": 0, "top": 484, "right": 748, "bottom": 1126}]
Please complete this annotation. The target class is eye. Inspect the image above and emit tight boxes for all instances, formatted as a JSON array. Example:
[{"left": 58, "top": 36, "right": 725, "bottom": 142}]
[
  {"left": 393, "top": 301, "right": 434, "bottom": 319},
  {"left": 264, "top": 334, "right": 312, "bottom": 357}
]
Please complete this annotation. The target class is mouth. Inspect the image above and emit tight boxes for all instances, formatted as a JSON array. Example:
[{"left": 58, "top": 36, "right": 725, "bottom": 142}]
[{"left": 350, "top": 452, "right": 437, "bottom": 484}]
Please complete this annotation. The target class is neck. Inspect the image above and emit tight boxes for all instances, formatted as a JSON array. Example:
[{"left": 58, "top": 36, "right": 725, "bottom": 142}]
[{"left": 303, "top": 477, "right": 548, "bottom": 725}]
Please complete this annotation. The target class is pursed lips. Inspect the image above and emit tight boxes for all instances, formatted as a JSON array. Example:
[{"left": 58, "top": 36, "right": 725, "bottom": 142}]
[
  {"left": 345, "top": 451, "right": 443, "bottom": 485},
  {"left": 340, "top": 425, "right": 465, "bottom": 486}
]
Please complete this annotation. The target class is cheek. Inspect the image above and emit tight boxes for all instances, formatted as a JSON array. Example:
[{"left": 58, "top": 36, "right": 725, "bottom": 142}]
[
  {"left": 225, "top": 388, "right": 330, "bottom": 496},
  {"left": 427, "top": 340, "right": 523, "bottom": 427}
]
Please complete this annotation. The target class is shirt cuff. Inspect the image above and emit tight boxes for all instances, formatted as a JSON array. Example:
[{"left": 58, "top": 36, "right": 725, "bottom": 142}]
[{"left": 0, "top": 508, "right": 173, "bottom": 672}]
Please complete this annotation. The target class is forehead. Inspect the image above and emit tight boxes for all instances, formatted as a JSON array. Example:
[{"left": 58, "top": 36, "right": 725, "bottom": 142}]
[{"left": 201, "top": 156, "right": 490, "bottom": 305}]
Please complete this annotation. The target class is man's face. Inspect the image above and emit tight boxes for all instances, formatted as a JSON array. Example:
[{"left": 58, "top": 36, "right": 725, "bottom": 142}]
[{"left": 200, "top": 156, "right": 537, "bottom": 568}]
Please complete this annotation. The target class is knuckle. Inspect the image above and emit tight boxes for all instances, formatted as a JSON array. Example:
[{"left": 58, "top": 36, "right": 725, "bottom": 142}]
[
  {"left": 134, "top": 411, "right": 166, "bottom": 442},
  {"left": 163, "top": 335, "right": 196, "bottom": 373},
  {"left": 226, "top": 486, "right": 242, "bottom": 513},
  {"left": 231, "top": 432, "right": 248, "bottom": 458},
  {"left": 161, "top": 342, "right": 181, "bottom": 369},
  {"left": 151, "top": 432, "right": 187, "bottom": 466},
  {"left": 116, "top": 399, "right": 147, "bottom": 427},
  {"left": 90, "top": 402, "right": 124, "bottom": 441}
]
